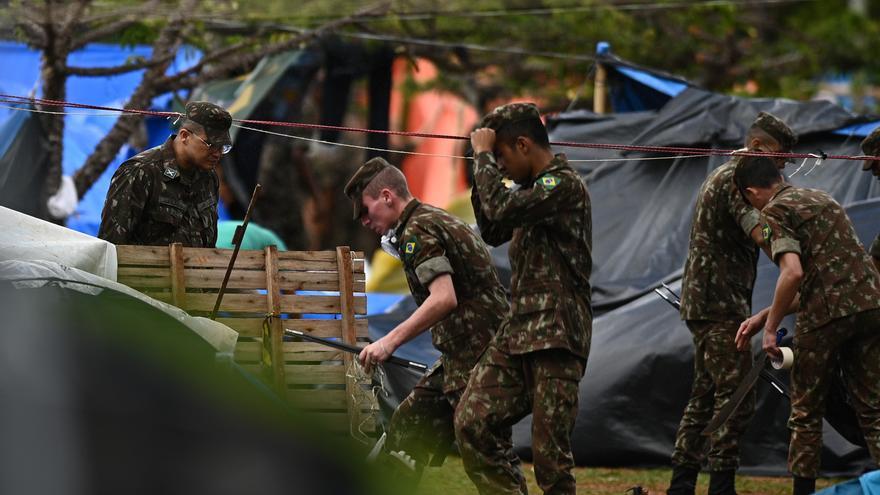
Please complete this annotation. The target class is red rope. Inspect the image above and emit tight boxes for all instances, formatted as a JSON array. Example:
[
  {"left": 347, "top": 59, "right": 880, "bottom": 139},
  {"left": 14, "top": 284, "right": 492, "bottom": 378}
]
[{"left": 2, "top": 93, "right": 878, "bottom": 162}]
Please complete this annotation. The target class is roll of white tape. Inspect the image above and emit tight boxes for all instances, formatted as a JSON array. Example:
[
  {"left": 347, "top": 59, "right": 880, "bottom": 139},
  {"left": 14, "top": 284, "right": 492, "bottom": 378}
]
[{"left": 771, "top": 346, "right": 794, "bottom": 370}]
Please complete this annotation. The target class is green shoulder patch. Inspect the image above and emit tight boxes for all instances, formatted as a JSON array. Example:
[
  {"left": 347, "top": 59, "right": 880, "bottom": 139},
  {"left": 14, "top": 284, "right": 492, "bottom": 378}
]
[
  {"left": 539, "top": 174, "right": 560, "bottom": 190},
  {"left": 761, "top": 224, "right": 772, "bottom": 243}
]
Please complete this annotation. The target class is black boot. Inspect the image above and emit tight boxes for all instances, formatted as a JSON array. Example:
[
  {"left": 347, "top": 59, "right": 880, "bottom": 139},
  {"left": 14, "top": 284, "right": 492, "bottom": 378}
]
[
  {"left": 708, "top": 470, "right": 736, "bottom": 495},
  {"left": 667, "top": 465, "right": 699, "bottom": 495},
  {"left": 792, "top": 476, "right": 816, "bottom": 495}
]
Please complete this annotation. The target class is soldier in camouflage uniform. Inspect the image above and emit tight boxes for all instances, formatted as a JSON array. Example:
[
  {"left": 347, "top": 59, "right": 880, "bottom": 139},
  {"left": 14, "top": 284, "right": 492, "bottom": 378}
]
[
  {"left": 344, "top": 157, "right": 521, "bottom": 486},
  {"left": 98, "top": 101, "right": 232, "bottom": 247},
  {"left": 669, "top": 112, "right": 795, "bottom": 495},
  {"left": 455, "top": 103, "right": 592, "bottom": 495},
  {"left": 860, "top": 127, "right": 880, "bottom": 272},
  {"left": 733, "top": 156, "right": 880, "bottom": 495}
]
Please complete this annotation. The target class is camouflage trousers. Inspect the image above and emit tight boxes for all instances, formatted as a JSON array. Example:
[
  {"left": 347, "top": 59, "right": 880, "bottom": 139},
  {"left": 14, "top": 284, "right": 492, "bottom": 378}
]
[
  {"left": 386, "top": 365, "right": 461, "bottom": 470},
  {"left": 455, "top": 344, "right": 585, "bottom": 494},
  {"left": 387, "top": 364, "right": 524, "bottom": 484},
  {"left": 788, "top": 308, "right": 880, "bottom": 478},
  {"left": 671, "top": 320, "right": 755, "bottom": 472}
]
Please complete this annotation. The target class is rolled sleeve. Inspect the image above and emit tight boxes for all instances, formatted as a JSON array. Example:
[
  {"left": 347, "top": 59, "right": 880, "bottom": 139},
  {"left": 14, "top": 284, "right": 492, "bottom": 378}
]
[
  {"left": 738, "top": 209, "right": 761, "bottom": 238},
  {"left": 415, "top": 256, "right": 454, "bottom": 286},
  {"left": 771, "top": 237, "right": 801, "bottom": 260}
]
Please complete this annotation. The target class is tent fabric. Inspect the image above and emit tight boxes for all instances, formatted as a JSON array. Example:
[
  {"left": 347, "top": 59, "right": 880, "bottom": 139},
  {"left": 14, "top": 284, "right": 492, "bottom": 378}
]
[
  {"left": 0, "top": 205, "right": 117, "bottom": 279},
  {"left": 0, "top": 107, "right": 50, "bottom": 218},
  {"left": 0, "top": 259, "right": 238, "bottom": 355}
]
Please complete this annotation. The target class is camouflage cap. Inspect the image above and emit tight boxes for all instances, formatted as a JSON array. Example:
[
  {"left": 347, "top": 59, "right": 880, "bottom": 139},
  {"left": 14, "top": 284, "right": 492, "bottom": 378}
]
[
  {"left": 752, "top": 111, "right": 796, "bottom": 152},
  {"left": 343, "top": 157, "right": 393, "bottom": 220},
  {"left": 478, "top": 102, "right": 541, "bottom": 131},
  {"left": 860, "top": 126, "right": 880, "bottom": 170},
  {"left": 185, "top": 101, "right": 233, "bottom": 148}
]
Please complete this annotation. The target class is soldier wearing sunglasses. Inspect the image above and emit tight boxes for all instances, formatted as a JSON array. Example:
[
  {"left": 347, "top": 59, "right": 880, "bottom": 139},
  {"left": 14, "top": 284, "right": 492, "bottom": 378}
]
[{"left": 99, "top": 101, "right": 232, "bottom": 247}]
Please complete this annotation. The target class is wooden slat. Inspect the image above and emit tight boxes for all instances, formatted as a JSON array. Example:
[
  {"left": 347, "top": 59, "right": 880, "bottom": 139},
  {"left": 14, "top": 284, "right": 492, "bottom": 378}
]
[
  {"left": 235, "top": 342, "right": 345, "bottom": 362},
  {"left": 264, "top": 246, "right": 286, "bottom": 394},
  {"left": 337, "top": 246, "right": 361, "bottom": 435},
  {"left": 180, "top": 293, "right": 366, "bottom": 314},
  {"left": 283, "top": 364, "right": 346, "bottom": 384},
  {"left": 170, "top": 243, "right": 186, "bottom": 308},
  {"left": 117, "top": 246, "right": 365, "bottom": 272},
  {"left": 218, "top": 318, "right": 369, "bottom": 338},
  {"left": 176, "top": 268, "right": 365, "bottom": 292},
  {"left": 287, "top": 389, "right": 347, "bottom": 410},
  {"left": 117, "top": 274, "right": 171, "bottom": 288},
  {"left": 116, "top": 245, "right": 170, "bottom": 266}
]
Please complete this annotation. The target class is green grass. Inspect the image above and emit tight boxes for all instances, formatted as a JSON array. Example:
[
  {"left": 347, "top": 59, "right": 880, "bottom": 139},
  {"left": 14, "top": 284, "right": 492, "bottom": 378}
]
[{"left": 418, "top": 456, "right": 844, "bottom": 494}]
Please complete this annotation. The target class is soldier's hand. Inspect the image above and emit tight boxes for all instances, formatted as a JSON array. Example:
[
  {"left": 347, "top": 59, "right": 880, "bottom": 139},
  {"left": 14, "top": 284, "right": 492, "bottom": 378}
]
[
  {"left": 735, "top": 314, "right": 764, "bottom": 351},
  {"left": 470, "top": 128, "right": 496, "bottom": 155},
  {"left": 358, "top": 338, "right": 393, "bottom": 374},
  {"left": 761, "top": 326, "right": 782, "bottom": 359}
]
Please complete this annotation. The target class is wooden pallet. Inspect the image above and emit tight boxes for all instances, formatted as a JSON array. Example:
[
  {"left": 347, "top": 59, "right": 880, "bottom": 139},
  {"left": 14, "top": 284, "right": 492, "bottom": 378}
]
[{"left": 116, "top": 243, "right": 375, "bottom": 435}]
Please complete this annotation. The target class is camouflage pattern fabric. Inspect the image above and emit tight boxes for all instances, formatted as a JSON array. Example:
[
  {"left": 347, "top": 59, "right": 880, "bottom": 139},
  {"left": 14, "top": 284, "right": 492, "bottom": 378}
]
[
  {"left": 98, "top": 136, "right": 218, "bottom": 247},
  {"left": 456, "top": 343, "right": 585, "bottom": 494},
  {"left": 478, "top": 102, "right": 542, "bottom": 132},
  {"left": 788, "top": 308, "right": 880, "bottom": 478},
  {"left": 183, "top": 101, "right": 232, "bottom": 148},
  {"left": 680, "top": 159, "right": 760, "bottom": 322},
  {"left": 394, "top": 199, "right": 509, "bottom": 393},
  {"left": 457, "top": 150, "right": 591, "bottom": 494},
  {"left": 671, "top": 321, "right": 755, "bottom": 472},
  {"left": 469, "top": 152, "right": 592, "bottom": 358},
  {"left": 760, "top": 185, "right": 880, "bottom": 332},
  {"left": 387, "top": 364, "right": 525, "bottom": 489},
  {"left": 751, "top": 111, "right": 796, "bottom": 152}
]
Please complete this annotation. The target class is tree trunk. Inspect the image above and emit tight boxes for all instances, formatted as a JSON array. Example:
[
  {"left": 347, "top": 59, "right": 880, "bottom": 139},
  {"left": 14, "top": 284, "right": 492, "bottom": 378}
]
[{"left": 72, "top": 2, "right": 195, "bottom": 199}]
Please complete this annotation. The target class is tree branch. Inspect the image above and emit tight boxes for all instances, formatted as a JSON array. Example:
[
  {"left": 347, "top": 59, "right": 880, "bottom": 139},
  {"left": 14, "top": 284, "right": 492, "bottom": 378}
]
[
  {"left": 156, "top": 2, "right": 390, "bottom": 93},
  {"left": 69, "top": 0, "right": 159, "bottom": 52},
  {"left": 59, "top": 0, "right": 90, "bottom": 40},
  {"left": 65, "top": 53, "right": 174, "bottom": 77}
]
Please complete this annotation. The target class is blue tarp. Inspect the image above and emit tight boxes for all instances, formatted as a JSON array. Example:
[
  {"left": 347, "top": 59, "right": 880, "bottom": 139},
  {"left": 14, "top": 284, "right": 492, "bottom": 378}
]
[{"left": 0, "top": 41, "right": 201, "bottom": 235}]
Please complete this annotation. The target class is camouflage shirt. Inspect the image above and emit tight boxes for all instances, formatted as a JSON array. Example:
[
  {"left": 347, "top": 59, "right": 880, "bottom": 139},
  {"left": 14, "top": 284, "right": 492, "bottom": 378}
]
[
  {"left": 98, "top": 136, "right": 219, "bottom": 247},
  {"left": 395, "top": 199, "right": 509, "bottom": 392},
  {"left": 471, "top": 152, "right": 592, "bottom": 358},
  {"left": 680, "top": 159, "right": 761, "bottom": 322},
  {"left": 761, "top": 185, "right": 880, "bottom": 332}
]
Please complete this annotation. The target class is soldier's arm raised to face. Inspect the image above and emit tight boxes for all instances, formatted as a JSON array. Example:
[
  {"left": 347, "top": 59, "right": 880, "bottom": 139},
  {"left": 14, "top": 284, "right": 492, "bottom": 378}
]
[
  {"left": 470, "top": 183, "right": 514, "bottom": 246},
  {"left": 97, "top": 162, "right": 150, "bottom": 244},
  {"left": 472, "top": 150, "right": 582, "bottom": 228}
]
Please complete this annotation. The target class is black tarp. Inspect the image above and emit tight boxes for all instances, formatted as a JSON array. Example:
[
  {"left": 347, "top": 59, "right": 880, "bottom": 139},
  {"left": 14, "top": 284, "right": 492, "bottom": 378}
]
[
  {"left": 0, "top": 107, "right": 50, "bottom": 219},
  {"left": 369, "top": 87, "right": 880, "bottom": 476}
]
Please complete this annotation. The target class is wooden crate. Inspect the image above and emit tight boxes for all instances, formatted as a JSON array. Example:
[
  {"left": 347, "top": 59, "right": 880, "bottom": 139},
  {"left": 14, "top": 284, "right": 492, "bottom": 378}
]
[{"left": 116, "top": 243, "right": 375, "bottom": 435}]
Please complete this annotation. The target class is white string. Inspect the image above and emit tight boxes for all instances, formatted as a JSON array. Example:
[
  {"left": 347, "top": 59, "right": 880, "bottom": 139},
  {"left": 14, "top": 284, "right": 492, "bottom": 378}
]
[
  {"left": 790, "top": 153, "right": 824, "bottom": 176},
  {"left": 0, "top": 103, "right": 121, "bottom": 116}
]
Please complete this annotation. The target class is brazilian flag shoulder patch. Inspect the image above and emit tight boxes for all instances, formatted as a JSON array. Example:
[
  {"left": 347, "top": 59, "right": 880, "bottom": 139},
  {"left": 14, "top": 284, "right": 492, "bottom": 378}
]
[
  {"left": 404, "top": 237, "right": 418, "bottom": 256},
  {"left": 539, "top": 174, "right": 560, "bottom": 190},
  {"left": 762, "top": 224, "right": 772, "bottom": 243}
]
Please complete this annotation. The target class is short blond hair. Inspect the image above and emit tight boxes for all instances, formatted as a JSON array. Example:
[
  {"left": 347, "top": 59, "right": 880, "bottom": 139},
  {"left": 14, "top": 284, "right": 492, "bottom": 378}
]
[{"left": 362, "top": 165, "right": 411, "bottom": 199}]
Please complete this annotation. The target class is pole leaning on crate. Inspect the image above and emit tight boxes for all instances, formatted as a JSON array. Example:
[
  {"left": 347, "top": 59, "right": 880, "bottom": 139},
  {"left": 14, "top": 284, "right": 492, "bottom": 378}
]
[{"left": 210, "top": 183, "right": 261, "bottom": 320}]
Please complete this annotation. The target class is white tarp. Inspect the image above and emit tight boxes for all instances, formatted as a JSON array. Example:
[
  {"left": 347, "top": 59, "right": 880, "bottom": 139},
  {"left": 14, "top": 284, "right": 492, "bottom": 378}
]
[{"left": 0, "top": 205, "right": 117, "bottom": 279}]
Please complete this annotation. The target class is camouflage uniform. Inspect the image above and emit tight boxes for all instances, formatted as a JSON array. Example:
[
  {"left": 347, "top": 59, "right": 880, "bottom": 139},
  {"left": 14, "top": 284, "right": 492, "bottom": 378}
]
[
  {"left": 343, "top": 158, "right": 515, "bottom": 475},
  {"left": 455, "top": 103, "right": 592, "bottom": 495},
  {"left": 98, "top": 102, "right": 232, "bottom": 247},
  {"left": 860, "top": 127, "right": 880, "bottom": 259},
  {"left": 759, "top": 185, "right": 880, "bottom": 478},
  {"left": 673, "top": 158, "right": 760, "bottom": 473}
]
